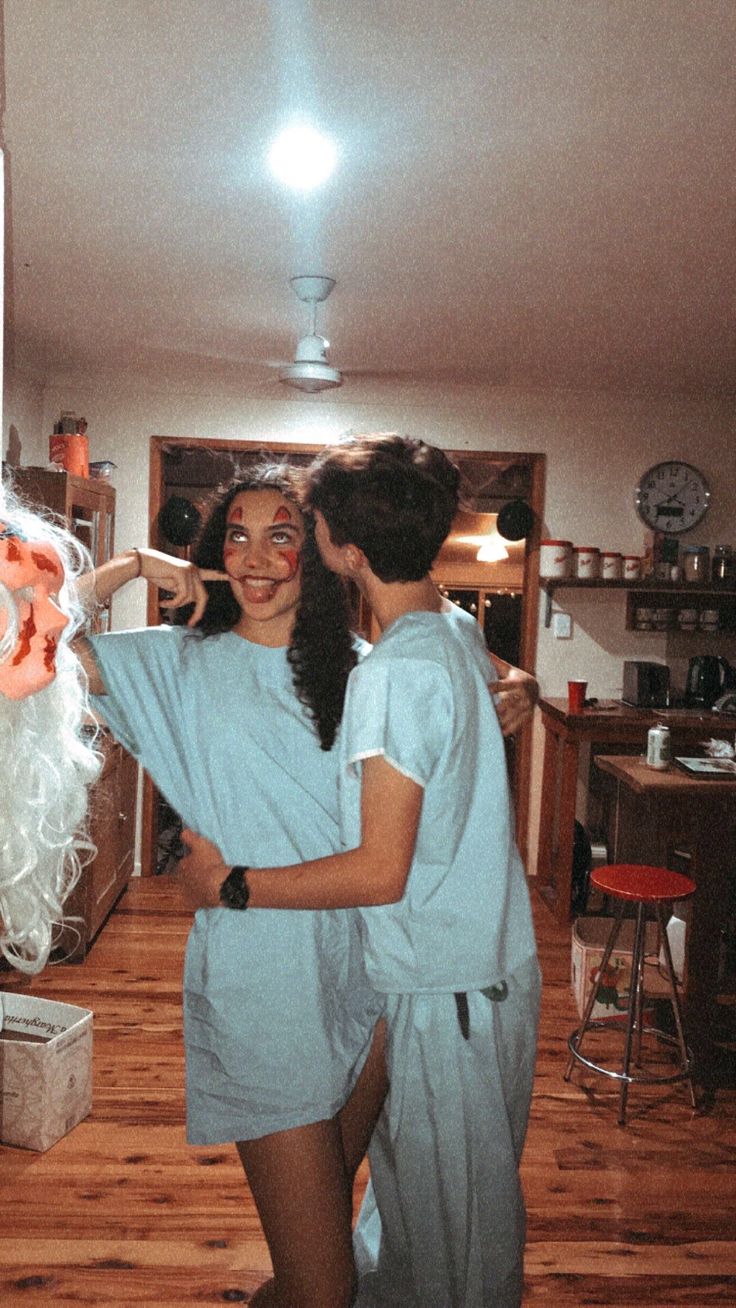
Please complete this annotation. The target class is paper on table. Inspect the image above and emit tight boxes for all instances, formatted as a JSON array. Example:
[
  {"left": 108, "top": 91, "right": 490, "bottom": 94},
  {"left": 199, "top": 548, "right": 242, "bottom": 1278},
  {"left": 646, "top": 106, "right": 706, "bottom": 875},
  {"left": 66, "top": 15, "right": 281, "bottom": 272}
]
[{"left": 675, "top": 756, "right": 736, "bottom": 777}]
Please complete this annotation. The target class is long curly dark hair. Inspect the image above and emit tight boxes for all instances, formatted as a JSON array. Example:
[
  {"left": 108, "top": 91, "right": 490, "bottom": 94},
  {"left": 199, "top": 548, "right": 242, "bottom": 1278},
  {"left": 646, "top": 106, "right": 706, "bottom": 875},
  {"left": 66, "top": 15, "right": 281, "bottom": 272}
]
[{"left": 187, "top": 463, "right": 356, "bottom": 750}]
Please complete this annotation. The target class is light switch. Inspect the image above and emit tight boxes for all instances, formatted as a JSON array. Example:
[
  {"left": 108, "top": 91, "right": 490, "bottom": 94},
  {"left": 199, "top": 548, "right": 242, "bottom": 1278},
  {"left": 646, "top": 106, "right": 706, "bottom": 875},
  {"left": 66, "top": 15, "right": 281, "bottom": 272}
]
[{"left": 552, "top": 612, "right": 572, "bottom": 639}]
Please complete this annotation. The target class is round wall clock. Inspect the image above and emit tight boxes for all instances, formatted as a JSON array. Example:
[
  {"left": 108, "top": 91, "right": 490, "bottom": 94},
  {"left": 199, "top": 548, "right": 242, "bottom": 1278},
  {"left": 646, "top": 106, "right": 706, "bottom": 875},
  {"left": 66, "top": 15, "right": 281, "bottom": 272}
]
[{"left": 634, "top": 460, "right": 711, "bottom": 534}]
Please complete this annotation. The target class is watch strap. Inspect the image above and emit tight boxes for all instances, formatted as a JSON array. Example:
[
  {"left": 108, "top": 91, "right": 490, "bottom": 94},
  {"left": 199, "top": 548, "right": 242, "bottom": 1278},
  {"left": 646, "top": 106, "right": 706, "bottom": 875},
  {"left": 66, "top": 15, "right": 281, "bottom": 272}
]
[{"left": 219, "top": 865, "right": 250, "bottom": 910}]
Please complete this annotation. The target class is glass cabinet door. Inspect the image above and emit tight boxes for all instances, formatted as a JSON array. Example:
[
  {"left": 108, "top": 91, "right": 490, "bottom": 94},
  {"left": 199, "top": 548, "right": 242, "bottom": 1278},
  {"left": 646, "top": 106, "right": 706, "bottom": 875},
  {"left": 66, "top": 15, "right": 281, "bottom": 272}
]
[{"left": 70, "top": 499, "right": 100, "bottom": 562}]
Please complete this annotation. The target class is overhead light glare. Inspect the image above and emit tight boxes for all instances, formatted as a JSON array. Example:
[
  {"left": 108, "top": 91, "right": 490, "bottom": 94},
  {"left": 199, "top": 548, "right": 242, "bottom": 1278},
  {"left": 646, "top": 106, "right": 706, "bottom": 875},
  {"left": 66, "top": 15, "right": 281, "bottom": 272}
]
[
  {"left": 455, "top": 532, "right": 510, "bottom": 562},
  {"left": 476, "top": 538, "right": 510, "bottom": 563},
  {"left": 268, "top": 125, "right": 337, "bottom": 191}
]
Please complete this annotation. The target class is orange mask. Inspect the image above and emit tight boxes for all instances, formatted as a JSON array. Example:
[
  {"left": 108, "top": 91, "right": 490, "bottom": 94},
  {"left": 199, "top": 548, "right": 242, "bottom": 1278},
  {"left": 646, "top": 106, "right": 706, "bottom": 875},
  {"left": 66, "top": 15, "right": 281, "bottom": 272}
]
[{"left": 0, "top": 524, "right": 69, "bottom": 700}]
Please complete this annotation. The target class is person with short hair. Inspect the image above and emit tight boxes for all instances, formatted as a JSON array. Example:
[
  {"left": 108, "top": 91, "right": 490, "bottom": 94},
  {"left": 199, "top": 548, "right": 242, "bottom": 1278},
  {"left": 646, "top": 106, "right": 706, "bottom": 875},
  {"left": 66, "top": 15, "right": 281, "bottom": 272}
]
[{"left": 179, "top": 434, "right": 541, "bottom": 1308}]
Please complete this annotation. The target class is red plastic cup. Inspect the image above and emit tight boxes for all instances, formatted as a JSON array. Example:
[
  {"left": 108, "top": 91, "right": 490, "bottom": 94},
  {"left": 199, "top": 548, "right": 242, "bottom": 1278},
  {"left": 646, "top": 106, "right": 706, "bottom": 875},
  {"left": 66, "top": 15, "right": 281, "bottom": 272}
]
[{"left": 568, "top": 680, "right": 587, "bottom": 713}]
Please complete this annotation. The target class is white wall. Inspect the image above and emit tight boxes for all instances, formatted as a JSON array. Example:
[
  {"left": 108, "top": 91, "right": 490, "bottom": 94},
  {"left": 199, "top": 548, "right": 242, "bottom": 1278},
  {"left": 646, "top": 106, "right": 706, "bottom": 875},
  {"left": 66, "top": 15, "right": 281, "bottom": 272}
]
[
  {"left": 3, "top": 367, "right": 45, "bottom": 468},
  {"left": 8, "top": 364, "right": 736, "bottom": 865}
]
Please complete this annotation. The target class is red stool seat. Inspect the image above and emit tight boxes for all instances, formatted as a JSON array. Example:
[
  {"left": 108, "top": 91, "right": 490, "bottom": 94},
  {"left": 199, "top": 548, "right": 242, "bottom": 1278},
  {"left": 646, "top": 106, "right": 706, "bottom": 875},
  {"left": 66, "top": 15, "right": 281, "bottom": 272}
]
[{"left": 591, "top": 864, "right": 696, "bottom": 903}]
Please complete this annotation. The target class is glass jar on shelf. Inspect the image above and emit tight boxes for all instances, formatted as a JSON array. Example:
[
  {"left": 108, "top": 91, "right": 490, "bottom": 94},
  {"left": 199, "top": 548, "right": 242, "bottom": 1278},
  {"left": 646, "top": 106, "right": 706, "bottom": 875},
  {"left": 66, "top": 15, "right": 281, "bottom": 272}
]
[
  {"left": 682, "top": 544, "right": 710, "bottom": 584},
  {"left": 711, "top": 545, "right": 735, "bottom": 585}
]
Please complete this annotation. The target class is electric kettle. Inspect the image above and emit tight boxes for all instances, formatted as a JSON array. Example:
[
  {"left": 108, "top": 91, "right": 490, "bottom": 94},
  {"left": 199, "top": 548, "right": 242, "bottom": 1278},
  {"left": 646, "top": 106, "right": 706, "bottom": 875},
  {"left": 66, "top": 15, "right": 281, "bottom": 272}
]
[{"left": 685, "top": 655, "right": 735, "bottom": 708}]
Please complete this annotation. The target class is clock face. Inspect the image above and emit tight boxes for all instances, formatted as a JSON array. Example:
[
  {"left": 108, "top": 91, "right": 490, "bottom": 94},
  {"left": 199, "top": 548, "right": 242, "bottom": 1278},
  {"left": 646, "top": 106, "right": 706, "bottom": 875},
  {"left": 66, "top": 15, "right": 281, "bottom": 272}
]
[{"left": 635, "top": 461, "right": 711, "bottom": 534}]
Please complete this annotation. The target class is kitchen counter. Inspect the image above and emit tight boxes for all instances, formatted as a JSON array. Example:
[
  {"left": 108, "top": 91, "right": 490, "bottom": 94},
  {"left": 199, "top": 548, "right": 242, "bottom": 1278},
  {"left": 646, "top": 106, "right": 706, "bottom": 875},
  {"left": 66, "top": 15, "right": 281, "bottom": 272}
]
[{"left": 535, "top": 697, "right": 736, "bottom": 922}]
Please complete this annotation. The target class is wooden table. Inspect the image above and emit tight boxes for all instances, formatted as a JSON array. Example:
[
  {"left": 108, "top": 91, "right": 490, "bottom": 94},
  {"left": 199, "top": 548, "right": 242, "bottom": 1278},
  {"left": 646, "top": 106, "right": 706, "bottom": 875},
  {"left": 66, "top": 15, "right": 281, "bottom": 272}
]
[
  {"left": 594, "top": 753, "right": 736, "bottom": 1072},
  {"left": 535, "top": 697, "right": 736, "bottom": 922}
]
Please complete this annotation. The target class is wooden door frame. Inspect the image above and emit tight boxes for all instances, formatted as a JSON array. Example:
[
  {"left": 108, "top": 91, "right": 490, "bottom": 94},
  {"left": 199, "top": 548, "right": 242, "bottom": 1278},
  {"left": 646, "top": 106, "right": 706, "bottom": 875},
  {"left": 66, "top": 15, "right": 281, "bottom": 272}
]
[{"left": 141, "top": 436, "right": 545, "bottom": 876}]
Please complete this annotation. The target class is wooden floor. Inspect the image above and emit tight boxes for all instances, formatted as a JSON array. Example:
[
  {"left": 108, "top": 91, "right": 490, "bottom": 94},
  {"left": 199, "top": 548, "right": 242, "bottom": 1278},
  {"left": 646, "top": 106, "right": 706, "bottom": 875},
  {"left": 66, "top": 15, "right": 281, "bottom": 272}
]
[{"left": 0, "top": 879, "right": 734, "bottom": 1307}]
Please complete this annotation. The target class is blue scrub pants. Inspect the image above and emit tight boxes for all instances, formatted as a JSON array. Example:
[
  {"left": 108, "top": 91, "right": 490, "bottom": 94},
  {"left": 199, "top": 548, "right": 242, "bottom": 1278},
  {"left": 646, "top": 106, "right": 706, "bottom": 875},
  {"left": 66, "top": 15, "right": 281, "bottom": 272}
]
[{"left": 354, "top": 955, "right": 541, "bottom": 1308}]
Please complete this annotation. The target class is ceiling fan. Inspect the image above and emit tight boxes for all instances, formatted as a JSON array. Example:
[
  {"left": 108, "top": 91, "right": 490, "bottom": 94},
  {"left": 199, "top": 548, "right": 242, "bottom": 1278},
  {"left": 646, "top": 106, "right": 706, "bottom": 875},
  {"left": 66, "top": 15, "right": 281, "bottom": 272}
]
[
  {"left": 278, "top": 275, "right": 343, "bottom": 393},
  {"left": 268, "top": 275, "right": 510, "bottom": 390}
]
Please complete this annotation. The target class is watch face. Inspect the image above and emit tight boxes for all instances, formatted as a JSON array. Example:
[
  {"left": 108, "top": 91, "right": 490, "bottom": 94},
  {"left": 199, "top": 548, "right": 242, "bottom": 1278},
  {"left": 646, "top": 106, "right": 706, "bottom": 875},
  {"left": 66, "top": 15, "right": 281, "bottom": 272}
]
[{"left": 635, "top": 461, "right": 711, "bottom": 534}]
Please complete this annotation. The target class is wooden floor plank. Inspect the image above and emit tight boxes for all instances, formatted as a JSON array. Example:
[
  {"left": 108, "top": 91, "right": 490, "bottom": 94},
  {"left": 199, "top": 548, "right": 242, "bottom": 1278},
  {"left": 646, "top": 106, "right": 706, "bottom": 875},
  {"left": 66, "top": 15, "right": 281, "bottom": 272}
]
[{"left": 1, "top": 877, "right": 734, "bottom": 1305}]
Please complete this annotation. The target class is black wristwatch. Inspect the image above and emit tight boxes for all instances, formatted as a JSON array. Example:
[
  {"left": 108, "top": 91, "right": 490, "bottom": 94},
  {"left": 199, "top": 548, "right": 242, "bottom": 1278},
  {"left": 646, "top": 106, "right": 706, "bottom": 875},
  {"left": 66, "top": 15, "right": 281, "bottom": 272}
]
[{"left": 219, "top": 865, "right": 250, "bottom": 910}]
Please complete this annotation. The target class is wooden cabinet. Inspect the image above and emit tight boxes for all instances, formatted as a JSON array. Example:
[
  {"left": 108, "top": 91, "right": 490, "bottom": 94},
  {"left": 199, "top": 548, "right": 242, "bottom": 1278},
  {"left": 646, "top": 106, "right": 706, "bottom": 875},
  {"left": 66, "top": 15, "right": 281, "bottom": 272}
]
[
  {"left": 56, "top": 734, "right": 137, "bottom": 961},
  {"left": 12, "top": 466, "right": 116, "bottom": 632}
]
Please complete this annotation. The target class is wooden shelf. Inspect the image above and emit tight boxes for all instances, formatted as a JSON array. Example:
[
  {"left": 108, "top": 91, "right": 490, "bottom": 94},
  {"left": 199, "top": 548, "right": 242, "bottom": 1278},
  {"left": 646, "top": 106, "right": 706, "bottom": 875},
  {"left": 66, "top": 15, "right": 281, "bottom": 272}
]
[{"left": 542, "top": 577, "right": 736, "bottom": 627}]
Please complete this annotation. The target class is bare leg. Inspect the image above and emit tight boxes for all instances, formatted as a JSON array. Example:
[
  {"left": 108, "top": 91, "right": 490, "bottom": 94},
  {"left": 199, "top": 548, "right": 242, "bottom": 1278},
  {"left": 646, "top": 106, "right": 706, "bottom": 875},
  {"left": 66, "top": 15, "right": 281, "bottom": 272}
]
[
  {"left": 339, "top": 1018, "right": 389, "bottom": 1184},
  {"left": 237, "top": 1118, "right": 356, "bottom": 1308},
  {"left": 243, "top": 1025, "right": 389, "bottom": 1302}
]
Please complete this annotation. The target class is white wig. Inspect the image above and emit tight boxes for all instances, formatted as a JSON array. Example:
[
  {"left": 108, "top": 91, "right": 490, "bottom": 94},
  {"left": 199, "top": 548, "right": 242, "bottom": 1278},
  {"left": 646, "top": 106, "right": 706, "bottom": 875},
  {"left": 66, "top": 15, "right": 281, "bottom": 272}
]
[{"left": 0, "top": 478, "right": 101, "bottom": 973}]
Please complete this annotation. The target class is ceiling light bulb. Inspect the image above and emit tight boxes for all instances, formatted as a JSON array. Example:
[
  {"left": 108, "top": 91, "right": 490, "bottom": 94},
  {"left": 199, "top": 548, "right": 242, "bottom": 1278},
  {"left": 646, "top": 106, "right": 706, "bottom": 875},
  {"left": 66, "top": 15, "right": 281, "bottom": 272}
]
[{"left": 268, "top": 126, "right": 337, "bottom": 191}]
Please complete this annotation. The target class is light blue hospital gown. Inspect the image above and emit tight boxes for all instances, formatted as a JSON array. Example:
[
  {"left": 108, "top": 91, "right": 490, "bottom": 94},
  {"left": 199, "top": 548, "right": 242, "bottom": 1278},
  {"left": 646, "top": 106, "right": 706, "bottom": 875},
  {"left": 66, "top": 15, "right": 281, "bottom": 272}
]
[
  {"left": 340, "top": 607, "right": 541, "bottom": 1308},
  {"left": 89, "top": 625, "right": 381, "bottom": 1143}
]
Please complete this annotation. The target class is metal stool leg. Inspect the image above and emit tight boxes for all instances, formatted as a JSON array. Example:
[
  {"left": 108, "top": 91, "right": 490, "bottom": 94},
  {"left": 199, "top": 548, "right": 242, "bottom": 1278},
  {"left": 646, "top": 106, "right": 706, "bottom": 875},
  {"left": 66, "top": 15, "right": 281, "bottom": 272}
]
[
  {"left": 655, "top": 904, "right": 697, "bottom": 1109},
  {"left": 564, "top": 902, "right": 626, "bottom": 1082},
  {"left": 633, "top": 909, "right": 647, "bottom": 1070},
  {"left": 619, "top": 902, "right": 647, "bottom": 1125}
]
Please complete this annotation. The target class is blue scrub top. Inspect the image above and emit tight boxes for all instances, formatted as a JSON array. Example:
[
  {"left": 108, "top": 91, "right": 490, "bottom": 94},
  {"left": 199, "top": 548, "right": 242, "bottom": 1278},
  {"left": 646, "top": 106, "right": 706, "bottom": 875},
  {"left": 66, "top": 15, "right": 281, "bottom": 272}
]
[
  {"left": 88, "top": 624, "right": 381, "bottom": 1142},
  {"left": 338, "top": 606, "right": 537, "bottom": 994}
]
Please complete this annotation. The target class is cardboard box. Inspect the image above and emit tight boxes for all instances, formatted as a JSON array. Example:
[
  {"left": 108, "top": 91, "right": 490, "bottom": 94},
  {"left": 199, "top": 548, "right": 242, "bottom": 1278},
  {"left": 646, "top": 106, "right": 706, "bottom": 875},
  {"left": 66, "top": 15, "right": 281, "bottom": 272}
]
[
  {"left": 571, "top": 917, "right": 667, "bottom": 1023},
  {"left": 0, "top": 992, "right": 92, "bottom": 1151}
]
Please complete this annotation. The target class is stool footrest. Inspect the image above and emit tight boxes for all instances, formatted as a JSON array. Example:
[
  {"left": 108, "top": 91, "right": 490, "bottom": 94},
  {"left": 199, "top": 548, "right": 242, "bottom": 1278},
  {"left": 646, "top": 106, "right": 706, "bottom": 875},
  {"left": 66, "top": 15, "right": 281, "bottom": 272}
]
[{"left": 567, "top": 1023, "right": 694, "bottom": 1086}]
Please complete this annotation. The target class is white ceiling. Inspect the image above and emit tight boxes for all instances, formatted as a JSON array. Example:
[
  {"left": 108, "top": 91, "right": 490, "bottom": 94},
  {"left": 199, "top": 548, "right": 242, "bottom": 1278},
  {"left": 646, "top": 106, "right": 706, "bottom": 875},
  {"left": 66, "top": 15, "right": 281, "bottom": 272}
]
[{"left": 3, "top": 0, "right": 734, "bottom": 395}]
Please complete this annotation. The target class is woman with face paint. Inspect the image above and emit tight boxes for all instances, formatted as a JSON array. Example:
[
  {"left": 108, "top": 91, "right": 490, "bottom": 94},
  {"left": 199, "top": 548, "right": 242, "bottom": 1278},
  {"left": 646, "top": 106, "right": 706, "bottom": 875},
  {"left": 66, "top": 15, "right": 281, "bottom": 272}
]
[
  {"left": 74, "top": 465, "right": 387, "bottom": 1308},
  {"left": 0, "top": 484, "right": 101, "bottom": 974}
]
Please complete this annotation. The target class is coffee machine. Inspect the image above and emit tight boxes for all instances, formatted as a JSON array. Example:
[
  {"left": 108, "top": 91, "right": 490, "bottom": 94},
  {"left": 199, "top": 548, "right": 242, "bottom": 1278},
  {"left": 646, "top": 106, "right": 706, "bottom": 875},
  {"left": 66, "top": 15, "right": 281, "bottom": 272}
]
[{"left": 684, "top": 655, "right": 736, "bottom": 708}]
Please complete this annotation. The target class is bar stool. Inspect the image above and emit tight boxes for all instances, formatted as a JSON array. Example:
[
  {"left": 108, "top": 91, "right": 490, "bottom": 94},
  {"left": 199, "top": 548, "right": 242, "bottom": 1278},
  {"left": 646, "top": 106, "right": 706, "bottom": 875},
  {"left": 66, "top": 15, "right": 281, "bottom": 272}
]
[{"left": 565, "top": 864, "right": 697, "bottom": 1125}]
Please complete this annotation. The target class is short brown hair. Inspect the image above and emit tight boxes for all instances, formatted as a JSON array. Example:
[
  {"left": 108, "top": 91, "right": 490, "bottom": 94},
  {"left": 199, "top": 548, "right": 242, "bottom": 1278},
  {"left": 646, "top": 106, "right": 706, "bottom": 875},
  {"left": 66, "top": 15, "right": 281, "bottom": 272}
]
[{"left": 307, "top": 433, "right": 460, "bottom": 582}]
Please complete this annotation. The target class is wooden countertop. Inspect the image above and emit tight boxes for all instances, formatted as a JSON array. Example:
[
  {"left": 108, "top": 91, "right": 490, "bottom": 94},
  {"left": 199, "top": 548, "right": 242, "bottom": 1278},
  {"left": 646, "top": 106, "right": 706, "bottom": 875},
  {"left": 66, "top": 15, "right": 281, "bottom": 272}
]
[
  {"left": 595, "top": 753, "right": 736, "bottom": 794},
  {"left": 539, "top": 697, "right": 736, "bottom": 731}
]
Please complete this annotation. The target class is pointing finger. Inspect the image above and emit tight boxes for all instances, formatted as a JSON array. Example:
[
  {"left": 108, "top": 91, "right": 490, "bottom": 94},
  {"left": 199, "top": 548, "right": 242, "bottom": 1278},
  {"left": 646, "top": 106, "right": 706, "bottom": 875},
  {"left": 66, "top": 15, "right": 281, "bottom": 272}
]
[{"left": 187, "top": 575, "right": 210, "bottom": 627}]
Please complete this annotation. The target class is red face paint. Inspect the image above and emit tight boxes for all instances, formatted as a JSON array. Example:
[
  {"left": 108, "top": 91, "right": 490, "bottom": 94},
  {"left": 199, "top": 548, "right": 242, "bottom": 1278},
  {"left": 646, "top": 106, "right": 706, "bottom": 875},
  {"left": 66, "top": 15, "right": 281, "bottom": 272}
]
[
  {"left": 12, "top": 608, "right": 37, "bottom": 665},
  {"left": 218, "top": 491, "right": 307, "bottom": 636},
  {"left": 31, "top": 549, "right": 61, "bottom": 577},
  {"left": 277, "top": 547, "right": 299, "bottom": 581},
  {"left": 222, "top": 544, "right": 239, "bottom": 579},
  {"left": 0, "top": 526, "right": 69, "bottom": 699},
  {"left": 44, "top": 634, "right": 58, "bottom": 672}
]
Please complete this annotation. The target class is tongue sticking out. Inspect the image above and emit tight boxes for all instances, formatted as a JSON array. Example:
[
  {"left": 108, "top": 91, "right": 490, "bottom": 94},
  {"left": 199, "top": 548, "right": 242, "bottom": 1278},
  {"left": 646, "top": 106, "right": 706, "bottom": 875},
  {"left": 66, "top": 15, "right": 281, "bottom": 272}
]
[{"left": 237, "top": 576, "right": 280, "bottom": 604}]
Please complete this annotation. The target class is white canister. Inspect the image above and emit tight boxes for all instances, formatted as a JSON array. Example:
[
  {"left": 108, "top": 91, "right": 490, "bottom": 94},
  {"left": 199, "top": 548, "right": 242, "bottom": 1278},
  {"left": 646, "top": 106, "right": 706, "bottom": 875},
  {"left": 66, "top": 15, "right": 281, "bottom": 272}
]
[
  {"left": 572, "top": 545, "right": 600, "bottom": 579},
  {"left": 540, "top": 539, "right": 572, "bottom": 579},
  {"left": 647, "top": 723, "right": 671, "bottom": 770},
  {"left": 600, "top": 551, "right": 623, "bottom": 580},
  {"left": 622, "top": 555, "right": 641, "bottom": 581}
]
